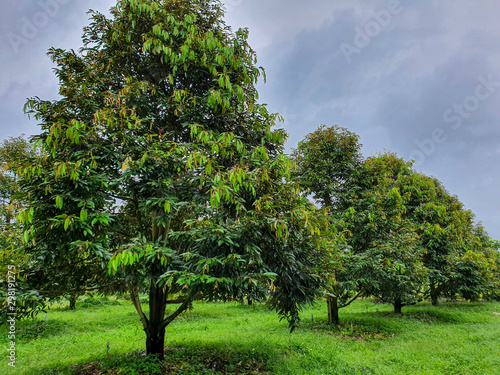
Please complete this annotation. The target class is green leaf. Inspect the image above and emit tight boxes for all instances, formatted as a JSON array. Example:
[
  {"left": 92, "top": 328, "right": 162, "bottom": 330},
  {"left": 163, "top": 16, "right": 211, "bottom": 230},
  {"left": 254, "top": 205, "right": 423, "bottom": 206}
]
[
  {"left": 16, "top": 0, "right": 338, "bottom": 336},
  {"left": 122, "top": 251, "right": 129, "bottom": 266},
  {"left": 80, "top": 209, "right": 88, "bottom": 222},
  {"left": 55, "top": 196, "right": 63, "bottom": 210},
  {"left": 64, "top": 217, "right": 70, "bottom": 231}
]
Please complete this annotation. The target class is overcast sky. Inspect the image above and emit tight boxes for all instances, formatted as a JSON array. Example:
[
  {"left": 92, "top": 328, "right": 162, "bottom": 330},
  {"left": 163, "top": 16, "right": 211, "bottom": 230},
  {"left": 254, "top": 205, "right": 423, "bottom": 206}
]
[{"left": 1, "top": 0, "right": 499, "bottom": 240}]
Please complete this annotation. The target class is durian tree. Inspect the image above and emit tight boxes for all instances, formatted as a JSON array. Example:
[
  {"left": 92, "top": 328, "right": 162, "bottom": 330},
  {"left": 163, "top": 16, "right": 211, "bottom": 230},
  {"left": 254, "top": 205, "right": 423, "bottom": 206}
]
[{"left": 20, "top": 0, "right": 332, "bottom": 358}]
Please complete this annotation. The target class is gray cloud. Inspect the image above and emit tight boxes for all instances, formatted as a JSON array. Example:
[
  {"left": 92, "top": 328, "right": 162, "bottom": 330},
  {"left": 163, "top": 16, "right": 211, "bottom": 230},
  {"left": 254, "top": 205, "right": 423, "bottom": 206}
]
[
  {"left": 239, "top": 0, "right": 500, "bottom": 238},
  {"left": 0, "top": 0, "right": 498, "bottom": 239},
  {"left": 0, "top": 0, "right": 115, "bottom": 138}
]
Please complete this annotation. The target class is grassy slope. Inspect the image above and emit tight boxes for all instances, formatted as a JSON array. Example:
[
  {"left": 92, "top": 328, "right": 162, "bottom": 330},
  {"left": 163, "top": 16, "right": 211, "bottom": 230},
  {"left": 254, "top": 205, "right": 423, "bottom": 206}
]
[{"left": 1, "top": 298, "right": 499, "bottom": 375}]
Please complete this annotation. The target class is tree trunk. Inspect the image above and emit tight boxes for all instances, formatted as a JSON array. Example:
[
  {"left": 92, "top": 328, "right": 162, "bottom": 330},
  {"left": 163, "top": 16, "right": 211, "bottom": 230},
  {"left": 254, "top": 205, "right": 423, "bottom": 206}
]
[
  {"left": 69, "top": 294, "right": 77, "bottom": 310},
  {"left": 430, "top": 284, "right": 439, "bottom": 306},
  {"left": 146, "top": 324, "right": 166, "bottom": 359},
  {"left": 146, "top": 282, "right": 168, "bottom": 360},
  {"left": 394, "top": 299, "right": 403, "bottom": 314},
  {"left": 143, "top": 213, "right": 169, "bottom": 360},
  {"left": 247, "top": 298, "right": 253, "bottom": 306},
  {"left": 327, "top": 296, "right": 340, "bottom": 324}
]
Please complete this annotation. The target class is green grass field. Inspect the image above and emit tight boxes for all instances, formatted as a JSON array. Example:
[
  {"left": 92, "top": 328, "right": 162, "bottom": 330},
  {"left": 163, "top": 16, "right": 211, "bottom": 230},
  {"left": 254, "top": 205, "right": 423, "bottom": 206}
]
[{"left": 1, "top": 297, "right": 499, "bottom": 374}]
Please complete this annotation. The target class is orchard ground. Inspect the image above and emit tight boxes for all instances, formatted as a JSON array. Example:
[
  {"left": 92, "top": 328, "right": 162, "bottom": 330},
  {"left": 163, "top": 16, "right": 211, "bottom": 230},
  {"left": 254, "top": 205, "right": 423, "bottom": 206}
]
[{"left": 0, "top": 296, "right": 499, "bottom": 375}]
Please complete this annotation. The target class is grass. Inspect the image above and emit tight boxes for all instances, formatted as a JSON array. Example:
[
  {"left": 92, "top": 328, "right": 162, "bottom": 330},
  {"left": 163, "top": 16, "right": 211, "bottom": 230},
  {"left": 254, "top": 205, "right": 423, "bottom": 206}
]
[{"left": 1, "top": 297, "right": 499, "bottom": 374}]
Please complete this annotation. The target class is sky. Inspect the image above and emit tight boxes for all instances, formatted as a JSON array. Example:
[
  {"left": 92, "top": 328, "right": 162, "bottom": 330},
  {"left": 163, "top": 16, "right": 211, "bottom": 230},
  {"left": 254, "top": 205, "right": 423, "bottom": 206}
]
[{"left": 1, "top": 0, "right": 499, "bottom": 239}]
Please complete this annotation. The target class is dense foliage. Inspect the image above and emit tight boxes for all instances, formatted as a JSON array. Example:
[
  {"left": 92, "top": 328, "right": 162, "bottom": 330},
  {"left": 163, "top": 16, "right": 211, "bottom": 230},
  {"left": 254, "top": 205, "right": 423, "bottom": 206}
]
[
  {"left": 292, "top": 125, "right": 500, "bottom": 319},
  {"left": 0, "top": 137, "right": 46, "bottom": 324},
  {"left": 17, "top": 0, "right": 333, "bottom": 358},
  {"left": 0, "top": 3, "right": 498, "bottom": 368}
]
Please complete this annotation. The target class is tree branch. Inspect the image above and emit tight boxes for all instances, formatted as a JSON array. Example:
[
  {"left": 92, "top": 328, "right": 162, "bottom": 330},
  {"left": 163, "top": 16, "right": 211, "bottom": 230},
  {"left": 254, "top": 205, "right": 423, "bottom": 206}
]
[
  {"left": 340, "top": 291, "right": 362, "bottom": 309},
  {"left": 107, "top": 192, "right": 134, "bottom": 202},
  {"left": 32, "top": 256, "right": 96, "bottom": 273},
  {"left": 165, "top": 298, "right": 185, "bottom": 304},
  {"left": 161, "top": 294, "right": 197, "bottom": 329},
  {"left": 128, "top": 283, "right": 149, "bottom": 331},
  {"left": 37, "top": 284, "right": 121, "bottom": 295},
  {"left": 115, "top": 230, "right": 134, "bottom": 239}
]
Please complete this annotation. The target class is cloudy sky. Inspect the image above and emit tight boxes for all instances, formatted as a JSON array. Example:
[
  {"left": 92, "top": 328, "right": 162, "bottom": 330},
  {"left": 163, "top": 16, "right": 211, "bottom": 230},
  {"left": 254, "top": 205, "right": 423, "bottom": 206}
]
[{"left": 1, "top": 0, "right": 499, "bottom": 239}]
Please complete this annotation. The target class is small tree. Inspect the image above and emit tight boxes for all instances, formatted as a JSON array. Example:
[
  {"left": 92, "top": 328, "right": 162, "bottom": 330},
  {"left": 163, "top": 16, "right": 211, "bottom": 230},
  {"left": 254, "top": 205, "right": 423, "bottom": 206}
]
[
  {"left": 322, "top": 247, "right": 365, "bottom": 324},
  {"left": 446, "top": 224, "right": 499, "bottom": 302},
  {"left": 396, "top": 172, "right": 495, "bottom": 305},
  {"left": 360, "top": 226, "right": 425, "bottom": 314},
  {"left": 481, "top": 236, "right": 500, "bottom": 301},
  {"left": 292, "top": 124, "right": 363, "bottom": 208},
  {"left": 20, "top": 0, "right": 332, "bottom": 358},
  {"left": 344, "top": 153, "right": 427, "bottom": 314},
  {"left": 0, "top": 136, "right": 46, "bottom": 324},
  {"left": 403, "top": 174, "right": 468, "bottom": 305},
  {"left": 292, "top": 125, "right": 364, "bottom": 324}
]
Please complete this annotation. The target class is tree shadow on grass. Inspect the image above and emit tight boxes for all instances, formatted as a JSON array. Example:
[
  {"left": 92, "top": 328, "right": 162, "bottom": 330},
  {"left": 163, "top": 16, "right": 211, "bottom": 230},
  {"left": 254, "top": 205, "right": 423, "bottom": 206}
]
[
  {"left": 372, "top": 303, "right": 491, "bottom": 324},
  {"left": 16, "top": 320, "right": 68, "bottom": 342},
  {"left": 305, "top": 317, "right": 398, "bottom": 341},
  {"left": 33, "top": 345, "right": 273, "bottom": 375}
]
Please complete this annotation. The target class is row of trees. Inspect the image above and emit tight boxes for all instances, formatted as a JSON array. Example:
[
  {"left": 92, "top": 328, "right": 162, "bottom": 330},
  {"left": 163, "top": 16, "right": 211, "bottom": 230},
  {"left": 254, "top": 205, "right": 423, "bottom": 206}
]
[
  {"left": 0, "top": 0, "right": 498, "bottom": 360},
  {"left": 292, "top": 125, "right": 500, "bottom": 323}
]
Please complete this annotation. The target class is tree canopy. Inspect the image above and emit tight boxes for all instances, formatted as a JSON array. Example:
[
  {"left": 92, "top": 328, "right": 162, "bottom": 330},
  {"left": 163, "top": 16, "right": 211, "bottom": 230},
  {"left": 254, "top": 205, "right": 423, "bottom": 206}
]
[
  {"left": 0, "top": 136, "right": 46, "bottom": 323},
  {"left": 293, "top": 125, "right": 499, "bottom": 318},
  {"left": 18, "top": 0, "right": 332, "bottom": 358},
  {"left": 4, "top": 3, "right": 498, "bottom": 359}
]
